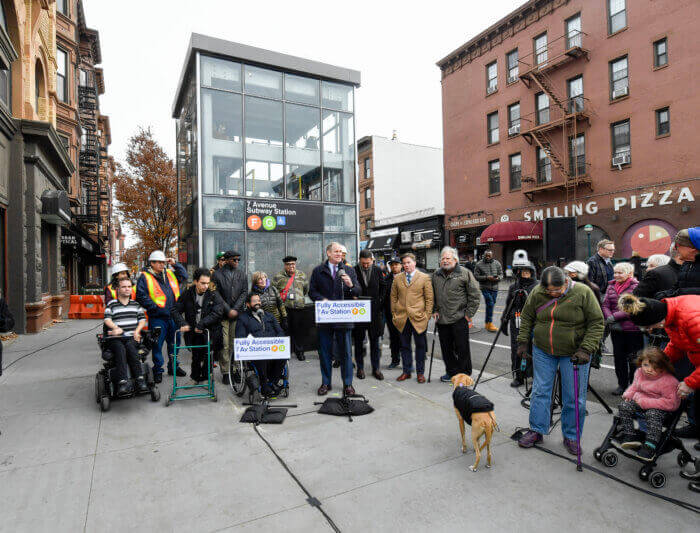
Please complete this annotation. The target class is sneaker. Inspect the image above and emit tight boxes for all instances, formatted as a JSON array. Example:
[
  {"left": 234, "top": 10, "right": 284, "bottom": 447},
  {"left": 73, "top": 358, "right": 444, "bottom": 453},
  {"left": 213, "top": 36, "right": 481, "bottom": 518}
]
[
  {"left": 117, "top": 379, "right": 132, "bottom": 397},
  {"left": 296, "top": 353, "right": 306, "bottom": 361},
  {"left": 135, "top": 376, "right": 149, "bottom": 393},
  {"left": 221, "top": 373, "right": 230, "bottom": 385},
  {"left": 674, "top": 424, "right": 698, "bottom": 439},
  {"left": 563, "top": 437, "right": 580, "bottom": 456},
  {"left": 388, "top": 360, "right": 400, "bottom": 369},
  {"left": 636, "top": 442, "right": 656, "bottom": 462},
  {"left": 440, "top": 374, "right": 451, "bottom": 383},
  {"left": 518, "top": 430, "right": 543, "bottom": 448},
  {"left": 153, "top": 372, "right": 163, "bottom": 384},
  {"left": 615, "top": 434, "right": 642, "bottom": 450}
]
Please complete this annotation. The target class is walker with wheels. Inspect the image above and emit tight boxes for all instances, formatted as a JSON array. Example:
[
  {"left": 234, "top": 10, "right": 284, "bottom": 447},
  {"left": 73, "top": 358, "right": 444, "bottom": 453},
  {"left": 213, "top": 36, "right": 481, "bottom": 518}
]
[{"left": 166, "top": 329, "right": 217, "bottom": 405}]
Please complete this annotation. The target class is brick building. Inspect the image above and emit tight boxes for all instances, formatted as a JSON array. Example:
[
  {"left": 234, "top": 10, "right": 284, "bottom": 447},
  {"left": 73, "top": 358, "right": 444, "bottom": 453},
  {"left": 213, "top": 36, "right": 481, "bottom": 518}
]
[
  {"left": 357, "top": 136, "right": 374, "bottom": 242},
  {"left": 438, "top": 0, "right": 699, "bottom": 267}
]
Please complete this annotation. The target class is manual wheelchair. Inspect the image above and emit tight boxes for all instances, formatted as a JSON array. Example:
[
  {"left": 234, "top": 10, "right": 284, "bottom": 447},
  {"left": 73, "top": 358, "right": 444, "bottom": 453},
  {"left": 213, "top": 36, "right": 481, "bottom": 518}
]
[
  {"left": 228, "top": 356, "right": 290, "bottom": 404},
  {"left": 94, "top": 327, "right": 162, "bottom": 412}
]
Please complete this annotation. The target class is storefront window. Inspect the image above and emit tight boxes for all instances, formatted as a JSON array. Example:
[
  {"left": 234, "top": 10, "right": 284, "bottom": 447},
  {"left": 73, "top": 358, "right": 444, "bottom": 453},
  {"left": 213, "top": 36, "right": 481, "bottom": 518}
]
[
  {"left": 245, "top": 96, "right": 283, "bottom": 198},
  {"left": 324, "top": 233, "right": 357, "bottom": 264},
  {"left": 201, "top": 56, "right": 241, "bottom": 92},
  {"left": 322, "top": 111, "right": 355, "bottom": 203},
  {"left": 201, "top": 89, "right": 243, "bottom": 195},
  {"left": 246, "top": 232, "right": 285, "bottom": 282},
  {"left": 244, "top": 65, "right": 282, "bottom": 99},
  {"left": 202, "top": 197, "right": 245, "bottom": 230},
  {"left": 203, "top": 230, "right": 244, "bottom": 268},
  {"left": 324, "top": 204, "right": 355, "bottom": 233},
  {"left": 285, "top": 103, "right": 321, "bottom": 200},
  {"left": 285, "top": 74, "right": 319, "bottom": 105},
  {"left": 287, "top": 233, "right": 323, "bottom": 279}
]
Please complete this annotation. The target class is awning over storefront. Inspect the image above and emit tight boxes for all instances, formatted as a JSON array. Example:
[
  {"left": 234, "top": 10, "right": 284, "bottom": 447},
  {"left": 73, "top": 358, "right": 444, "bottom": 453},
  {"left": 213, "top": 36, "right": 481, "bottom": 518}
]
[
  {"left": 366, "top": 235, "right": 396, "bottom": 252},
  {"left": 480, "top": 221, "right": 542, "bottom": 243},
  {"left": 40, "top": 190, "right": 71, "bottom": 226},
  {"left": 412, "top": 239, "right": 433, "bottom": 250}
]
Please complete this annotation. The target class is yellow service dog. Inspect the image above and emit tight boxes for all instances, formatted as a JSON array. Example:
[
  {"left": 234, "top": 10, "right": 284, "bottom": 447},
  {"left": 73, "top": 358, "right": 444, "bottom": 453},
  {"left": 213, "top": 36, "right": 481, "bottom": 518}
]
[{"left": 451, "top": 373, "right": 499, "bottom": 472}]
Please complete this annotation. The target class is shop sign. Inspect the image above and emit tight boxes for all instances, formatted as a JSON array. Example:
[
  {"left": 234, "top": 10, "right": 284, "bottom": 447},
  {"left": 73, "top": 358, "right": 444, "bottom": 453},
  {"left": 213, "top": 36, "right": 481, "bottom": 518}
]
[
  {"left": 369, "top": 227, "right": 399, "bottom": 238},
  {"left": 234, "top": 336, "right": 291, "bottom": 361},
  {"left": 401, "top": 231, "right": 412, "bottom": 243},
  {"left": 447, "top": 213, "right": 493, "bottom": 229},
  {"left": 61, "top": 234, "right": 77, "bottom": 246},
  {"left": 523, "top": 186, "right": 695, "bottom": 221},
  {"left": 245, "top": 200, "right": 323, "bottom": 232}
]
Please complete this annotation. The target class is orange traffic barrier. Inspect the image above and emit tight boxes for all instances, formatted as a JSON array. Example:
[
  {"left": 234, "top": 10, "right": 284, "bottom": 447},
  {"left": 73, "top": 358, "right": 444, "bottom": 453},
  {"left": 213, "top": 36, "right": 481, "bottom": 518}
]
[{"left": 68, "top": 295, "right": 105, "bottom": 319}]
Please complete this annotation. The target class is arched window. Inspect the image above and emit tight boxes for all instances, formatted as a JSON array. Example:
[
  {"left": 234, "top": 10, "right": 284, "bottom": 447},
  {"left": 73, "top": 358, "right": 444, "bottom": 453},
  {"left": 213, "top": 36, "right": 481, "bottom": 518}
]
[{"left": 35, "top": 59, "right": 45, "bottom": 118}]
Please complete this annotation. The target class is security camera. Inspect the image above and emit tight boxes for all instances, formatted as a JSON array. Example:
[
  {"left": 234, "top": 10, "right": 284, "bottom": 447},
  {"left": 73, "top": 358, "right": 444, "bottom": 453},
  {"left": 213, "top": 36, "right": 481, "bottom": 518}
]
[{"left": 512, "top": 249, "right": 529, "bottom": 267}]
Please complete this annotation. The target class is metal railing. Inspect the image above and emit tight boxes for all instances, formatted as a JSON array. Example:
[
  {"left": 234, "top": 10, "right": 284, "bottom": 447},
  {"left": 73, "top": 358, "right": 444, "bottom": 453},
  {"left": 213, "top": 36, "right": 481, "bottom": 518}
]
[{"left": 518, "top": 30, "right": 589, "bottom": 74}]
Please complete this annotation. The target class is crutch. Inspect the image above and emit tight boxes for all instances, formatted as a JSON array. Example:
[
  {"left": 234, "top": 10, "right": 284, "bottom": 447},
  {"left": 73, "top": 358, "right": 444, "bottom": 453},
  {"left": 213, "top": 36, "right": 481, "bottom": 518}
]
[
  {"left": 427, "top": 323, "right": 438, "bottom": 383},
  {"left": 573, "top": 363, "right": 583, "bottom": 472}
]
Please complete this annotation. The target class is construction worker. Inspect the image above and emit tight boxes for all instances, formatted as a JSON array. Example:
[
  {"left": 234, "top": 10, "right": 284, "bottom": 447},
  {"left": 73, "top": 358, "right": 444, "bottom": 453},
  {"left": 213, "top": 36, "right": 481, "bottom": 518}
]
[
  {"left": 104, "top": 263, "right": 135, "bottom": 303},
  {"left": 136, "top": 250, "right": 188, "bottom": 382}
]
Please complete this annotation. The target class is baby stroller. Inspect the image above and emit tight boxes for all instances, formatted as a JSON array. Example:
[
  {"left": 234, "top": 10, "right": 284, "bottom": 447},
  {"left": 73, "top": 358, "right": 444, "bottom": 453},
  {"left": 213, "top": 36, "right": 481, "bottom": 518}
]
[
  {"left": 593, "top": 400, "right": 695, "bottom": 489},
  {"left": 94, "top": 327, "right": 162, "bottom": 412},
  {"left": 229, "top": 357, "right": 290, "bottom": 405}
]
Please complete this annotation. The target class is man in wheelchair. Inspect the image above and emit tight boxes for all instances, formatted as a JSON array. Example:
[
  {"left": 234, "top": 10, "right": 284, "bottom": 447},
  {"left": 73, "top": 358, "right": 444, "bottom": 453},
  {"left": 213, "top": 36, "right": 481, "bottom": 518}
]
[
  {"left": 235, "top": 293, "right": 285, "bottom": 397},
  {"left": 103, "top": 278, "right": 149, "bottom": 396}
]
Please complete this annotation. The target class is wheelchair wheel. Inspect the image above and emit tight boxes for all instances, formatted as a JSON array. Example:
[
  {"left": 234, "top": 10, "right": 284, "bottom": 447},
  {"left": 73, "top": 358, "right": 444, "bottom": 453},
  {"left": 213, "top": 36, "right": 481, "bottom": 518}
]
[
  {"left": 602, "top": 451, "right": 618, "bottom": 468},
  {"left": 229, "top": 359, "right": 245, "bottom": 397},
  {"left": 649, "top": 471, "right": 666, "bottom": 489},
  {"left": 95, "top": 373, "right": 105, "bottom": 404},
  {"left": 100, "top": 396, "right": 111, "bottom": 412}
]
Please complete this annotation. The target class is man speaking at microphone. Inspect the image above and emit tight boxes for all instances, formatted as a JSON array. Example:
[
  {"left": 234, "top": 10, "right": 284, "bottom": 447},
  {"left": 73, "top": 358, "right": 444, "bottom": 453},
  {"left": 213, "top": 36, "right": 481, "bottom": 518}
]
[{"left": 309, "top": 242, "right": 360, "bottom": 396}]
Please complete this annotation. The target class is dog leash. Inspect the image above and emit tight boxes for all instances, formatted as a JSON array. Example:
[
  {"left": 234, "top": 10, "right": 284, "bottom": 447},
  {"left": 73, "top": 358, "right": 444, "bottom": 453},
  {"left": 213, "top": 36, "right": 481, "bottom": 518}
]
[{"left": 474, "top": 369, "right": 516, "bottom": 387}]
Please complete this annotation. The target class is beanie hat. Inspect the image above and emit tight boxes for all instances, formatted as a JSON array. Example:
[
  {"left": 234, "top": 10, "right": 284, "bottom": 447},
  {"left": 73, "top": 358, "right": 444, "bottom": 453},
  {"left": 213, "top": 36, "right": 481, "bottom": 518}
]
[
  {"left": 618, "top": 294, "right": 668, "bottom": 326},
  {"left": 674, "top": 227, "right": 700, "bottom": 250}
]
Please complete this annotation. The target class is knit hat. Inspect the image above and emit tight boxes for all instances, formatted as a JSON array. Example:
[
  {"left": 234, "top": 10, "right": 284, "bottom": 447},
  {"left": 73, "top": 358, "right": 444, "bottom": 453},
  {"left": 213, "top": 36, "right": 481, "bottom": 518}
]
[
  {"left": 674, "top": 227, "right": 700, "bottom": 250},
  {"left": 618, "top": 294, "right": 668, "bottom": 326}
]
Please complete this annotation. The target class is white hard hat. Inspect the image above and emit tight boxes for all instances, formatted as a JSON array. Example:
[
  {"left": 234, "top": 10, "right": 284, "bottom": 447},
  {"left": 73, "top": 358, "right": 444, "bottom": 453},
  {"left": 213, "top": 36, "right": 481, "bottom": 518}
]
[
  {"left": 564, "top": 260, "right": 589, "bottom": 276},
  {"left": 339, "top": 245, "right": 348, "bottom": 254},
  {"left": 148, "top": 250, "right": 167, "bottom": 262},
  {"left": 112, "top": 263, "right": 129, "bottom": 276}
]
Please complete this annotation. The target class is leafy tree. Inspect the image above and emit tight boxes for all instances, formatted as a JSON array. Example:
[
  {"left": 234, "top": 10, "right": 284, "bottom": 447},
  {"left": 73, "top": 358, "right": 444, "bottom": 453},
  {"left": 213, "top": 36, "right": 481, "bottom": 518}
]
[{"left": 113, "top": 128, "right": 179, "bottom": 255}]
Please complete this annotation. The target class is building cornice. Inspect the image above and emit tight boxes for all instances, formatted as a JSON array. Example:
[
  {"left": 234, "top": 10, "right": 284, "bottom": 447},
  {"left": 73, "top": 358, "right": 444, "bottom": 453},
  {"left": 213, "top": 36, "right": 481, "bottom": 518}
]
[{"left": 437, "top": 0, "right": 570, "bottom": 79}]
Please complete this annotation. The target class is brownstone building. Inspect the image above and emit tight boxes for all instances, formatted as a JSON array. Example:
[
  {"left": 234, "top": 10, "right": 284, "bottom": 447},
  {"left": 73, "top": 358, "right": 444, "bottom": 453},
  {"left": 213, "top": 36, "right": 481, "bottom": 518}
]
[
  {"left": 357, "top": 136, "right": 374, "bottom": 241},
  {"left": 438, "top": 0, "right": 699, "bottom": 267}
]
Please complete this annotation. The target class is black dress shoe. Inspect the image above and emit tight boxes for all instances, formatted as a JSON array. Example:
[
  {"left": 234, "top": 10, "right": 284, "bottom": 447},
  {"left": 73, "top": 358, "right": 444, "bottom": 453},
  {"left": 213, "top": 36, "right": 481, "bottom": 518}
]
[
  {"left": 296, "top": 353, "right": 306, "bottom": 361},
  {"left": 388, "top": 361, "right": 400, "bottom": 369},
  {"left": 611, "top": 387, "right": 625, "bottom": 396},
  {"left": 135, "top": 376, "right": 149, "bottom": 393},
  {"left": 357, "top": 369, "right": 366, "bottom": 379},
  {"left": 175, "top": 366, "right": 186, "bottom": 377},
  {"left": 373, "top": 370, "right": 384, "bottom": 381},
  {"left": 117, "top": 380, "right": 132, "bottom": 397},
  {"left": 153, "top": 372, "right": 163, "bottom": 384},
  {"left": 680, "top": 467, "right": 700, "bottom": 481},
  {"left": 689, "top": 481, "right": 700, "bottom": 493},
  {"left": 332, "top": 360, "right": 340, "bottom": 368}
]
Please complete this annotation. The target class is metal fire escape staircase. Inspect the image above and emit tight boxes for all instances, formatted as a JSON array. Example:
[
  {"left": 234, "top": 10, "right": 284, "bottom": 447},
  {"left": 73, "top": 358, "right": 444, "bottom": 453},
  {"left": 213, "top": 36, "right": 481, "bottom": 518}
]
[
  {"left": 76, "top": 73, "right": 101, "bottom": 226},
  {"left": 517, "top": 31, "right": 593, "bottom": 202}
]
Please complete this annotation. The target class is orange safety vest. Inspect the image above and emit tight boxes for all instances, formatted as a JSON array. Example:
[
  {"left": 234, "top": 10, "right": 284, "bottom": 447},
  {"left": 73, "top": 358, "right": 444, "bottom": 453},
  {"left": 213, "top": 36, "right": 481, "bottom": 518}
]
[
  {"left": 142, "top": 269, "right": 181, "bottom": 308},
  {"left": 106, "top": 285, "right": 136, "bottom": 301}
]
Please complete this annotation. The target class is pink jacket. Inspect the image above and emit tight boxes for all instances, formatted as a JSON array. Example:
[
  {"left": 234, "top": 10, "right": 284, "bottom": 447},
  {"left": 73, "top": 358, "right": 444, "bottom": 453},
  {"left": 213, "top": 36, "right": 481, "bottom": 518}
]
[{"left": 622, "top": 368, "right": 681, "bottom": 412}]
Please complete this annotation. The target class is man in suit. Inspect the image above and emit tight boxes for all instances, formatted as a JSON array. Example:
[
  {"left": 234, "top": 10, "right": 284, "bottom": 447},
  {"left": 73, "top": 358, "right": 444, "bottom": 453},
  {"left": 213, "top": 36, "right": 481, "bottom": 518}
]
[
  {"left": 384, "top": 257, "right": 403, "bottom": 368},
  {"left": 391, "top": 252, "right": 434, "bottom": 383},
  {"left": 309, "top": 242, "right": 361, "bottom": 396},
  {"left": 353, "top": 250, "right": 386, "bottom": 380}
]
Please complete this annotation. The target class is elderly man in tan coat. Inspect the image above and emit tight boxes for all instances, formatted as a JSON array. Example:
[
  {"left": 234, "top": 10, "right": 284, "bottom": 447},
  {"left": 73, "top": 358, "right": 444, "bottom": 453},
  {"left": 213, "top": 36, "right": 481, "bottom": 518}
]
[{"left": 391, "top": 252, "right": 434, "bottom": 383}]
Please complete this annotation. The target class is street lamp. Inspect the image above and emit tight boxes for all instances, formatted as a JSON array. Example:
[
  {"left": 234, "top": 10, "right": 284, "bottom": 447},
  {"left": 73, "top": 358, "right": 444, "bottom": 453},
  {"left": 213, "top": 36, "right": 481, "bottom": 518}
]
[{"left": 584, "top": 224, "right": 593, "bottom": 258}]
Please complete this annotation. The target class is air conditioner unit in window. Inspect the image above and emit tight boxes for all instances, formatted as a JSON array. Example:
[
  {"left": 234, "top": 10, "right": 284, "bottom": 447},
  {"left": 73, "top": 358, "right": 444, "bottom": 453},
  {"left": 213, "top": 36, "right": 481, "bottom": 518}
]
[
  {"left": 508, "top": 124, "right": 520, "bottom": 136},
  {"left": 612, "top": 86, "right": 629, "bottom": 99},
  {"left": 486, "top": 85, "right": 498, "bottom": 95},
  {"left": 507, "top": 75, "right": 518, "bottom": 84},
  {"left": 612, "top": 152, "right": 631, "bottom": 167}
]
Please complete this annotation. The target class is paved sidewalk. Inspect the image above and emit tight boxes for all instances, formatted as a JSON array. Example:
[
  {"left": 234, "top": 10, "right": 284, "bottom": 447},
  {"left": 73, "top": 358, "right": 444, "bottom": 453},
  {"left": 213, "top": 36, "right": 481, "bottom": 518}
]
[{"left": 1, "top": 320, "right": 697, "bottom": 532}]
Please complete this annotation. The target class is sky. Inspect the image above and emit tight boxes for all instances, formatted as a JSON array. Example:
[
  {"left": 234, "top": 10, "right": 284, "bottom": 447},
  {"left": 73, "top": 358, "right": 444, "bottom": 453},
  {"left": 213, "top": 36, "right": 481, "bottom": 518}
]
[{"left": 83, "top": 0, "right": 525, "bottom": 163}]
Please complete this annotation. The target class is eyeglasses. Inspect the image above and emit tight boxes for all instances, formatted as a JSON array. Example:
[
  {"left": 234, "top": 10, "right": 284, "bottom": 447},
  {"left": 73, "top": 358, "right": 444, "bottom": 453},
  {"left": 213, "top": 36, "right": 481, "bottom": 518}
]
[
  {"left": 604, "top": 247, "right": 615, "bottom": 252},
  {"left": 544, "top": 286, "right": 565, "bottom": 294}
]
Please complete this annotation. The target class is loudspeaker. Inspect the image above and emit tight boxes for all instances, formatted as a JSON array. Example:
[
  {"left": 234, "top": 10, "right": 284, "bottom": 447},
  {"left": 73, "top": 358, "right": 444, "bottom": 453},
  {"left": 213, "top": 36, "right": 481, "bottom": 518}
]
[{"left": 543, "top": 217, "right": 577, "bottom": 262}]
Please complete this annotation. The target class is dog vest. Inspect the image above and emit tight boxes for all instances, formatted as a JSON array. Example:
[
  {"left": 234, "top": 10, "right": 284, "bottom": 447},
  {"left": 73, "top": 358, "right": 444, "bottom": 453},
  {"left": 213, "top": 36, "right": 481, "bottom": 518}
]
[{"left": 453, "top": 387, "right": 494, "bottom": 426}]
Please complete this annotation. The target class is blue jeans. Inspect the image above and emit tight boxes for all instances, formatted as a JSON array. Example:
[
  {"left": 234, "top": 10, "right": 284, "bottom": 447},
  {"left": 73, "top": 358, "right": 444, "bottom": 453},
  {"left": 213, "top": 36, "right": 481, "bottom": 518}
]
[
  {"left": 400, "top": 321, "right": 427, "bottom": 375},
  {"left": 481, "top": 289, "right": 498, "bottom": 324},
  {"left": 150, "top": 316, "right": 176, "bottom": 374},
  {"left": 529, "top": 345, "right": 590, "bottom": 440},
  {"left": 318, "top": 327, "right": 353, "bottom": 386}
]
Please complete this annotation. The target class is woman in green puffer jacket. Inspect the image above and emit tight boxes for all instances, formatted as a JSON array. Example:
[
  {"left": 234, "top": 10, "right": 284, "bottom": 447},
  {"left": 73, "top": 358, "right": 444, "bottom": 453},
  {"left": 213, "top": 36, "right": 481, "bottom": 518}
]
[
  {"left": 251, "top": 272, "right": 288, "bottom": 330},
  {"left": 515, "top": 266, "right": 604, "bottom": 455}
]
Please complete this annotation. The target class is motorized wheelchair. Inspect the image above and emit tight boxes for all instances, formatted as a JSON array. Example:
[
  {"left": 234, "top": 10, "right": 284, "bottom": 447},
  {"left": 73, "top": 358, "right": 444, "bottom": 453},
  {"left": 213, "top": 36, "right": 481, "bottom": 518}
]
[
  {"left": 94, "top": 327, "right": 162, "bottom": 411},
  {"left": 228, "top": 356, "right": 289, "bottom": 405},
  {"left": 593, "top": 400, "right": 695, "bottom": 489}
]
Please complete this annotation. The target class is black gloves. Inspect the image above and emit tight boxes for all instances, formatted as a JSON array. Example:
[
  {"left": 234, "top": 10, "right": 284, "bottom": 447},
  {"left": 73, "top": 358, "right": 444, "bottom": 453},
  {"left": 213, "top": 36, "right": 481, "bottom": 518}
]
[
  {"left": 281, "top": 317, "right": 289, "bottom": 333},
  {"left": 517, "top": 342, "right": 530, "bottom": 360},
  {"left": 571, "top": 349, "right": 590, "bottom": 365}
]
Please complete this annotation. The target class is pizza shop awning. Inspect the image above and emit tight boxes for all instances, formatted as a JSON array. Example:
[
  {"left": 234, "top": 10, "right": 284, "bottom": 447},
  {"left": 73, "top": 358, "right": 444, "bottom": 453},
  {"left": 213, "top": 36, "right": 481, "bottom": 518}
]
[
  {"left": 480, "top": 221, "right": 543, "bottom": 243},
  {"left": 366, "top": 235, "right": 396, "bottom": 252}
]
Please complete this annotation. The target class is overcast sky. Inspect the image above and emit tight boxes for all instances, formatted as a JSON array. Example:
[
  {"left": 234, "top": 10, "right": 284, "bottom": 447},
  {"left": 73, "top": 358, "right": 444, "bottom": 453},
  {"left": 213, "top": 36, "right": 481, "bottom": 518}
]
[{"left": 83, "top": 0, "right": 524, "bottom": 163}]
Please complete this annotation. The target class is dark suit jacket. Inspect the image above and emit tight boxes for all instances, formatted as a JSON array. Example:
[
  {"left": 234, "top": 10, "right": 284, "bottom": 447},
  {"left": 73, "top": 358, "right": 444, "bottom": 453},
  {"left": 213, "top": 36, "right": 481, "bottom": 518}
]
[
  {"left": 354, "top": 264, "right": 386, "bottom": 336},
  {"left": 172, "top": 286, "right": 225, "bottom": 351},
  {"left": 309, "top": 260, "right": 361, "bottom": 329},
  {"left": 235, "top": 309, "right": 284, "bottom": 338},
  {"left": 634, "top": 261, "right": 681, "bottom": 299}
]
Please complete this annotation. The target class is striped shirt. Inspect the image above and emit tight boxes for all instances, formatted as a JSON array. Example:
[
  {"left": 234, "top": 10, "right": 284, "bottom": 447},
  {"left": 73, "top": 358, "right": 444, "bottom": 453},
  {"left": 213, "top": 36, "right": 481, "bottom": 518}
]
[{"left": 104, "top": 299, "right": 146, "bottom": 336}]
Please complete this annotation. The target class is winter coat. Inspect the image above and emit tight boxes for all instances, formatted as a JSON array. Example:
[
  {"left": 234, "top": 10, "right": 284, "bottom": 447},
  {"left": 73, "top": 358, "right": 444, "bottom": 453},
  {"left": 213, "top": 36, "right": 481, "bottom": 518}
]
[
  {"left": 473, "top": 259, "right": 503, "bottom": 291},
  {"left": 586, "top": 253, "right": 613, "bottom": 294},
  {"left": 171, "top": 285, "right": 225, "bottom": 352},
  {"left": 251, "top": 283, "right": 287, "bottom": 324},
  {"left": 432, "top": 265, "right": 480, "bottom": 325},
  {"left": 235, "top": 308, "right": 284, "bottom": 339},
  {"left": 272, "top": 269, "right": 308, "bottom": 310},
  {"left": 581, "top": 279, "right": 602, "bottom": 306},
  {"left": 383, "top": 273, "right": 400, "bottom": 314},
  {"left": 453, "top": 387, "right": 494, "bottom": 425},
  {"left": 658, "top": 254, "right": 700, "bottom": 299},
  {"left": 602, "top": 278, "right": 641, "bottom": 332},
  {"left": 135, "top": 263, "right": 188, "bottom": 320},
  {"left": 662, "top": 295, "right": 700, "bottom": 390},
  {"left": 0, "top": 296, "right": 15, "bottom": 377},
  {"left": 212, "top": 264, "right": 248, "bottom": 316},
  {"left": 634, "top": 261, "right": 681, "bottom": 299},
  {"left": 390, "top": 270, "right": 434, "bottom": 334},
  {"left": 353, "top": 264, "right": 386, "bottom": 337},
  {"left": 308, "top": 261, "right": 360, "bottom": 329},
  {"left": 501, "top": 276, "right": 538, "bottom": 335},
  {"left": 517, "top": 280, "right": 604, "bottom": 356},
  {"left": 622, "top": 368, "right": 681, "bottom": 412}
]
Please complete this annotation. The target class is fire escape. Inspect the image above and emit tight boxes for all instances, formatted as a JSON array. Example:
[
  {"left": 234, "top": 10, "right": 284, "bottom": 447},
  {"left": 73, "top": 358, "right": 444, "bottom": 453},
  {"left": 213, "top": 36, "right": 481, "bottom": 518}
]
[
  {"left": 76, "top": 70, "right": 100, "bottom": 227},
  {"left": 517, "top": 30, "right": 593, "bottom": 202}
]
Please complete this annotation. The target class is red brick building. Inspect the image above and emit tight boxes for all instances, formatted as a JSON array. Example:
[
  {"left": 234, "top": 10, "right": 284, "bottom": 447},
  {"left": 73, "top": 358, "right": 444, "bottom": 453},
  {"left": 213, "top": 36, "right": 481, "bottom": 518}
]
[{"left": 438, "top": 0, "right": 698, "bottom": 266}]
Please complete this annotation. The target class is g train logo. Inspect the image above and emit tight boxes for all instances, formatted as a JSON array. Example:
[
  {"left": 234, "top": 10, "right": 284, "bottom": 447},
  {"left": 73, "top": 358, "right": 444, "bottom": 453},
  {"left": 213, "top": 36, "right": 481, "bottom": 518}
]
[{"left": 523, "top": 187, "right": 695, "bottom": 221}]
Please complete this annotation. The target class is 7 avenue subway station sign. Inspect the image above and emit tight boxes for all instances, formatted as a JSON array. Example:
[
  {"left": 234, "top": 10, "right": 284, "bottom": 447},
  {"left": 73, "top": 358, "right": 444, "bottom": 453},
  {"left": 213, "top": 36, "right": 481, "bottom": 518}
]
[{"left": 518, "top": 186, "right": 695, "bottom": 221}]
